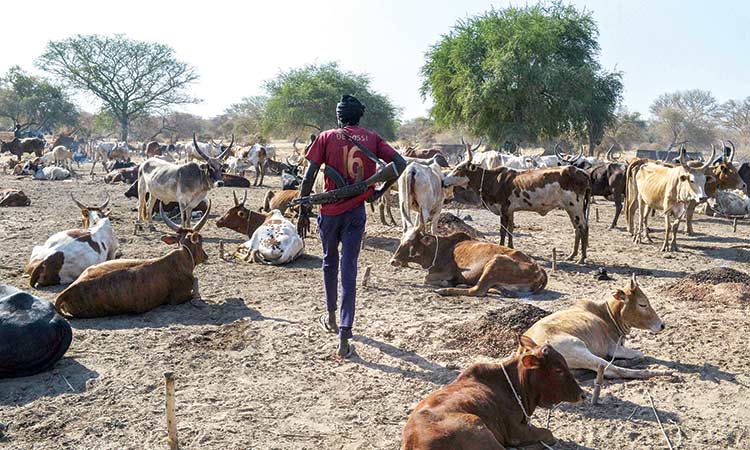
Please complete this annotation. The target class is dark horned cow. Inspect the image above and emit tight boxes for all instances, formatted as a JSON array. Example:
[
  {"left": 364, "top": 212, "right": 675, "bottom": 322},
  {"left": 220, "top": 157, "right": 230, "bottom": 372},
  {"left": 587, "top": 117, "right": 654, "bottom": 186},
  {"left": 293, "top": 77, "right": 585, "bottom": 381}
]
[
  {"left": 401, "top": 337, "right": 585, "bottom": 450},
  {"left": 451, "top": 146, "right": 592, "bottom": 263},
  {"left": 584, "top": 146, "right": 627, "bottom": 229},
  {"left": 55, "top": 203, "right": 211, "bottom": 318},
  {"left": 138, "top": 133, "right": 232, "bottom": 228},
  {"left": 0, "top": 137, "right": 45, "bottom": 160}
]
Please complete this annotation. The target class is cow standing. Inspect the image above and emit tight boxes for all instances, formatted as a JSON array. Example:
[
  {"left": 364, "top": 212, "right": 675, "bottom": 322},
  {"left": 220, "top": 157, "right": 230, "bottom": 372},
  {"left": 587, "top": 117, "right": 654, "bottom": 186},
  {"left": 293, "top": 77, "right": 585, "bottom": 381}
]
[
  {"left": 26, "top": 195, "right": 117, "bottom": 287},
  {"left": 138, "top": 134, "right": 231, "bottom": 229},
  {"left": 0, "top": 137, "right": 45, "bottom": 160},
  {"left": 451, "top": 147, "right": 591, "bottom": 263},
  {"left": 401, "top": 337, "right": 585, "bottom": 450}
]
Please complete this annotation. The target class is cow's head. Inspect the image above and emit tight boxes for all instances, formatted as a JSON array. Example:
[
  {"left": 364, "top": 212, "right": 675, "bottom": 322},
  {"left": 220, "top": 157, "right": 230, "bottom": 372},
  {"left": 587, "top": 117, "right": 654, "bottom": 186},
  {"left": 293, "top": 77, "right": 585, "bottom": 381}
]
[
  {"left": 517, "top": 335, "right": 586, "bottom": 407},
  {"left": 389, "top": 228, "right": 437, "bottom": 268},
  {"left": 194, "top": 133, "right": 233, "bottom": 188},
  {"left": 452, "top": 137, "right": 484, "bottom": 173},
  {"left": 613, "top": 273, "right": 665, "bottom": 334},
  {"left": 675, "top": 146, "right": 714, "bottom": 203},
  {"left": 554, "top": 143, "right": 585, "bottom": 167},
  {"left": 216, "top": 190, "right": 268, "bottom": 237},
  {"left": 441, "top": 174, "right": 469, "bottom": 201},
  {"left": 70, "top": 193, "right": 111, "bottom": 228},
  {"left": 711, "top": 141, "right": 746, "bottom": 192},
  {"left": 160, "top": 200, "right": 211, "bottom": 266}
]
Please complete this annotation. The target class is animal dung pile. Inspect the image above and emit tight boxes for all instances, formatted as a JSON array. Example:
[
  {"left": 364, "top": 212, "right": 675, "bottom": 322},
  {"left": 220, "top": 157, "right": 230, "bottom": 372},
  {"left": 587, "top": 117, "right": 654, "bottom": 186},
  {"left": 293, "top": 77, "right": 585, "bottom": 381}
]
[
  {"left": 665, "top": 267, "right": 750, "bottom": 304},
  {"left": 437, "top": 212, "right": 485, "bottom": 239},
  {"left": 171, "top": 319, "right": 255, "bottom": 352},
  {"left": 444, "top": 303, "right": 550, "bottom": 358}
]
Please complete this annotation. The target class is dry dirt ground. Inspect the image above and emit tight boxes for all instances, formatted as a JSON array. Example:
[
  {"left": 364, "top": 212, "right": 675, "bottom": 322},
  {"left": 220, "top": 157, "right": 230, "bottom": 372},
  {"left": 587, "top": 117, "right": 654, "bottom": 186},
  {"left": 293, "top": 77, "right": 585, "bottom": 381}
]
[{"left": 1, "top": 149, "right": 749, "bottom": 450}]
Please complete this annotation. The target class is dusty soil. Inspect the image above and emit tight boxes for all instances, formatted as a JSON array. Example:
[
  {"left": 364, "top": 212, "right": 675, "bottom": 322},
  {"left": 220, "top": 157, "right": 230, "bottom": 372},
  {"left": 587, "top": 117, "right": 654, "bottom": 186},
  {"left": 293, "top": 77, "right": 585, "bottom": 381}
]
[{"left": 1, "top": 149, "right": 750, "bottom": 450}]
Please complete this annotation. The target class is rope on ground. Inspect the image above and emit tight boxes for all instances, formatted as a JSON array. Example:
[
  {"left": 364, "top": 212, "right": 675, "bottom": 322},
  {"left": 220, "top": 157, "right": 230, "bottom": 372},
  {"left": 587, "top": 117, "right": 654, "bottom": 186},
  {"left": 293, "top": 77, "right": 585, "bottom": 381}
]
[{"left": 647, "top": 390, "right": 675, "bottom": 450}]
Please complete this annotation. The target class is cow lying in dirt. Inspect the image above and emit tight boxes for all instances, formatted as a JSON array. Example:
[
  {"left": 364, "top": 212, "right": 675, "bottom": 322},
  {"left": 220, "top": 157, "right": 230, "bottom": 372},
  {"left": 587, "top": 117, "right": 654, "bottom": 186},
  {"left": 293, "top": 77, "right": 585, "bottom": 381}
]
[
  {"left": 524, "top": 274, "right": 672, "bottom": 379},
  {"left": 216, "top": 191, "right": 269, "bottom": 237},
  {"left": 401, "top": 336, "right": 585, "bottom": 450},
  {"left": 390, "top": 229, "right": 547, "bottom": 297},
  {"left": 0, "top": 285, "right": 72, "bottom": 378},
  {"left": 0, "top": 188, "right": 30, "bottom": 206},
  {"left": 233, "top": 210, "right": 304, "bottom": 265},
  {"left": 55, "top": 203, "right": 211, "bottom": 318},
  {"left": 26, "top": 195, "right": 117, "bottom": 287}
]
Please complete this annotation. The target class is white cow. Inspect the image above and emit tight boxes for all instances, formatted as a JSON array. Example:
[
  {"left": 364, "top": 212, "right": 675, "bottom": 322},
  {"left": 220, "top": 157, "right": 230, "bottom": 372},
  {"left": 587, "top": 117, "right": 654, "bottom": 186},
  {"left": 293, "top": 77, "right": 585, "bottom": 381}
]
[
  {"left": 235, "top": 210, "right": 304, "bottom": 265},
  {"left": 398, "top": 159, "right": 469, "bottom": 234},
  {"left": 26, "top": 195, "right": 118, "bottom": 287},
  {"left": 707, "top": 189, "right": 750, "bottom": 217},
  {"left": 34, "top": 166, "right": 70, "bottom": 180}
]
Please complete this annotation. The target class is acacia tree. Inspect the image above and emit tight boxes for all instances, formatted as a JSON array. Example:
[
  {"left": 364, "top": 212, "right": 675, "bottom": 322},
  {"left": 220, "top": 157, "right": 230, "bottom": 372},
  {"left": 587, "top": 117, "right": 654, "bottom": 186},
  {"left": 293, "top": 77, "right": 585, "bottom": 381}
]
[
  {"left": 0, "top": 66, "right": 78, "bottom": 133},
  {"left": 262, "top": 62, "right": 399, "bottom": 140},
  {"left": 604, "top": 107, "right": 647, "bottom": 150},
  {"left": 649, "top": 89, "right": 718, "bottom": 150},
  {"left": 36, "top": 34, "right": 198, "bottom": 142},
  {"left": 717, "top": 97, "right": 750, "bottom": 148},
  {"left": 421, "top": 3, "right": 622, "bottom": 150}
]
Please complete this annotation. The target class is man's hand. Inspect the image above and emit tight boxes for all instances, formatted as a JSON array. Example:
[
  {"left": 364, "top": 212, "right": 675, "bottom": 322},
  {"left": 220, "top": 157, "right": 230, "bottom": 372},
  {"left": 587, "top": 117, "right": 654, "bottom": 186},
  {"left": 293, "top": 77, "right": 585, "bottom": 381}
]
[
  {"left": 368, "top": 185, "right": 388, "bottom": 204},
  {"left": 297, "top": 204, "right": 312, "bottom": 238}
]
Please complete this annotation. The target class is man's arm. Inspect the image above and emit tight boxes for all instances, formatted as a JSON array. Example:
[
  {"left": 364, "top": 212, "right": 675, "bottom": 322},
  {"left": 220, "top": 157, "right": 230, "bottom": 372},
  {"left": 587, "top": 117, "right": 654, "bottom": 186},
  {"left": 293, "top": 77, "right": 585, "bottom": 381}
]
[
  {"left": 296, "top": 160, "right": 320, "bottom": 239},
  {"left": 368, "top": 138, "right": 407, "bottom": 203}
]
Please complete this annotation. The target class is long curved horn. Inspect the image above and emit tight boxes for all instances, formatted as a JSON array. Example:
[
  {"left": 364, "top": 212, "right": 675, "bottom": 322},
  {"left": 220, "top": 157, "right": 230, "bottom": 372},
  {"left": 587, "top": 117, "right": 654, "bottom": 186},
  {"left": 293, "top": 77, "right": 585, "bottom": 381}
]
[
  {"left": 232, "top": 190, "right": 239, "bottom": 206},
  {"left": 160, "top": 203, "right": 182, "bottom": 232},
  {"left": 97, "top": 194, "right": 110, "bottom": 210},
  {"left": 472, "top": 137, "right": 483, "bottom": 152},
  {"left": 554, "top": 144, "right": 567, "bottom": 164},
  {"left": 460, "top": 136, "right": 467, "bottom": 149},
  {"left": 70, "top": 193, "right": 87, "bottom": 210},
  {"left": 241, "top": 190, "right": 247, "bottom": 206},
  {"left": 218, "top": 134, "right": 234, "bottom": 160},
  {"left": 292, "top": 137, "right": 299, "bottom": 153},
  {"left": 193, "top": 133, "right": 211, "bottom": 161},
  {"left": 727, "top": 140, "right": 736, "bottom": 163},
  {"left": 605, "top": 144, "right": 615, "bottom": 162},
  {"left": 572, "top": 145, "right": 583, "bottom": 163},
  {"left": 678, "top": 146, "right": 688, "bottom": 167},
  {"left": 699, "top": 144, "right": 716, "bottom": 171},
  {"left": 192, "top": 200, "right": 212, "bottom": 232}
]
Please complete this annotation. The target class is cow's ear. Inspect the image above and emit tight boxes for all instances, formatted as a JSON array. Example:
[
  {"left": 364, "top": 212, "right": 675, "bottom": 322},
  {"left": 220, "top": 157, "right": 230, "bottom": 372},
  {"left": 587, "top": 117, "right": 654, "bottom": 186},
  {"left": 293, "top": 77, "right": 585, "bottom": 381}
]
[
  {"left": 613, "top": 289, "right": 627, "bottom": 302},
  {"left": 161, "top": 235, "right": 179, "bottom": 245},
  {"left": 521, "top": 353, "right": 540, "bottom": 369},
  {"left": 519, "top": 334, "right": 538, "bottom": 351}
]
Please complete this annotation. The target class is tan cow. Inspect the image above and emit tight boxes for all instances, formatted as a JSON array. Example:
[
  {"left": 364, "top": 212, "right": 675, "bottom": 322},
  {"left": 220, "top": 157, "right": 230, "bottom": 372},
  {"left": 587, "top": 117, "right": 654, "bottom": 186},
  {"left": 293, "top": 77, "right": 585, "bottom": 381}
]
[{"left": 524, "top": 274, "right": 672, "bottom": 379}]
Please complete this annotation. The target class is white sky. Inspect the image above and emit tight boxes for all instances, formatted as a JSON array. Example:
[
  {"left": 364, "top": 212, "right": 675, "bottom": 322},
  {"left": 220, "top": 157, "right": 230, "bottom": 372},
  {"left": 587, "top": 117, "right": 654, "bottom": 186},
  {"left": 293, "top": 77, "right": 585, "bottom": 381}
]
[{"left": 2, "top": 0, "right": 749, "bottom": 121}]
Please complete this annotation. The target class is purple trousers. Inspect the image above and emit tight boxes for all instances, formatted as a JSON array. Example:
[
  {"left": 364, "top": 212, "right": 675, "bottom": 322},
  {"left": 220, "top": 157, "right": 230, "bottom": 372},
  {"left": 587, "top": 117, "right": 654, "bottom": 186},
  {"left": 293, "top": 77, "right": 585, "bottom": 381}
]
[{"left": 318, "top": 204, "right": 366, "bottom": 340}]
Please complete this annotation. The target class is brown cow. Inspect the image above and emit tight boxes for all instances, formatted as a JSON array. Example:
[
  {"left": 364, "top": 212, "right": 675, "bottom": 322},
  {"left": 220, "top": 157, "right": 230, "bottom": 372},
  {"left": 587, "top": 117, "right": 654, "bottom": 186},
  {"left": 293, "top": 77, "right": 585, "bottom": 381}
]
[
  {"left": 0, "top": 137, "right": 45, "bottom": 160},
  {"left": 216, "top": 190, "right": 269, "bottom": 237},
  {"left": 401, "top": 337, "right": 585, "bottom": 450},
  {"left": 145, "top": 141, "right": 162, "bottom": 158},
  {"left": 261, "top": 189, "right": 299, "bottom": 216},
  {"left": 104, "top": 164, "right": 140, "bottom": 184},
  {"left": 451, "top": 148, "right": 591, "bottom": 263},
  {"left": 54, "top": 202, "right": 211, "bottom": 318},
  {"left": 400, "top": 146, "right": 445, "bottom": 160},
  {"left": 390, "top": 229, "right": 547, "bottom": 297},
  {"left": 0, "top": 189, "right": 31, "bottom": 207}
]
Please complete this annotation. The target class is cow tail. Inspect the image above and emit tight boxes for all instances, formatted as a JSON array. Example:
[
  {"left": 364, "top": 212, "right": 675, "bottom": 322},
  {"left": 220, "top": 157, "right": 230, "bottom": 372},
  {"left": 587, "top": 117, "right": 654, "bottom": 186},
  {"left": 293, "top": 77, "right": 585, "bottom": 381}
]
[
  {"left": 263, "top": 191, "right": 275, "bottom": 212},
  {"left": 584, "top": 186, "right": 592, "bottom": 224},
  {"left": 401, "top": 168, "right": 416, "bottom": 231},
  {"left": 137, "top": 172, "right": 147, "bottom": 222},
  {"left": 624, "top": 163, "right": 638, "bottom": 234}
]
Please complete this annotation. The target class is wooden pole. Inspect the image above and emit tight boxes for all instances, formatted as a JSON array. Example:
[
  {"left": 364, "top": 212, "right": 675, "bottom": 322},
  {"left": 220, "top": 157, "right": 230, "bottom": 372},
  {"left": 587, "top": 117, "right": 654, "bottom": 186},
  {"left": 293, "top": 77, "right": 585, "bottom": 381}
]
[
  {"left": 595, "top": 207, "right": 600, "bottom": 223},
  {"left": 219, "top": 241, "right": 225, "bottom": 260},
  {"left": 591, "top": 364, "right": 605, "bottom": 405},
  {"left": 733, "top": 218, "right": 738, "bottom": 233},
  {"left": 361, "top": 231, "right": 367, "bottom": 250},
  {"left": 164, "top": 372, "right": 178, "bottom": 450},
  {"left": 552, "top": 248, "right": 557, "bottom": 272},
  {"left": 362, "top": 266, "right": 372, "bottom": 287}
]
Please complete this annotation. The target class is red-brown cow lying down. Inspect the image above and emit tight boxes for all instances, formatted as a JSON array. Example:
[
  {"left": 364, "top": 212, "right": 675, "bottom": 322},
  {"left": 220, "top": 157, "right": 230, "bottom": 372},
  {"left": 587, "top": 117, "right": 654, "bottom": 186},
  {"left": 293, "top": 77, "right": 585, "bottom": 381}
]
[
  {"left": 216, "top": 190, "right": 269, "bottom": 237},
  {"left": 390, "top": 229, "right": 547, "bottom": 297},
  {"left": 524, "top": 274, "right": 672, "bottom": 379},
  {"left": 401, "top": 337, "right": 585, "bottom": 450},
  {"left": 54, "top": 202, "right": 211, "bottom": 318}
]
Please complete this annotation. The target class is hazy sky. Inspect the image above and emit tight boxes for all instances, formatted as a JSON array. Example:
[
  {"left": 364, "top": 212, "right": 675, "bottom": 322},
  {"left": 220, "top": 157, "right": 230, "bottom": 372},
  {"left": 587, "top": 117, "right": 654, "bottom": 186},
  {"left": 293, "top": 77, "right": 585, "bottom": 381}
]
[{"left": 2, "top": 0, "right": 748, "bottom": 120}]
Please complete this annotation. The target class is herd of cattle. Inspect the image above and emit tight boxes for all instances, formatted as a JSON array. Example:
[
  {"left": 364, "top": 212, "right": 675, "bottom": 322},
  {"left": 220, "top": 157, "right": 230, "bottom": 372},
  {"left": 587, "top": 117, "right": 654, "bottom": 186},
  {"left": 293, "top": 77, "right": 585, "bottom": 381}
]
[{"left": 1, "top": 131, "right": 750, "bottom": 449}]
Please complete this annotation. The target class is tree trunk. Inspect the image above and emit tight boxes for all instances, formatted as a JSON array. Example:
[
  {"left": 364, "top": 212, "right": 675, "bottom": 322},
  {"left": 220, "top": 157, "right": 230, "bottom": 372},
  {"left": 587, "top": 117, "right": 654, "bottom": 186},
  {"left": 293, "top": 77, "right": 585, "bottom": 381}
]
[{"left": 119, "top": 115, "right": 129, "bottom": 142}]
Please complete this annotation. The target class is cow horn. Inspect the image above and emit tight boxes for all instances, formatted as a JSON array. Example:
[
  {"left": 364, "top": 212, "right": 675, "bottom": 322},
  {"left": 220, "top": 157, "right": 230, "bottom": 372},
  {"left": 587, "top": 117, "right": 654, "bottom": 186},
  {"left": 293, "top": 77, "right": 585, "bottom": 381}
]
[
  {"left": 678, "top": 147, "right": 688, "bottom": 167},
  {"left": 460, "top": 136, "right": 467, "bottom": 149},
  {"left": 232, "top": 190, "right": 239, "bottom": 206},
  {"left": 605, "top": 144, "right": 615, "bottom": 162},
  {"left": 97, "top": 194, "right": 110, "bottom": 210},
  {"left": 727, "top": 140, "right": 736, "bottom": 163},
  {"left": 70, "top": 193, "right": 87, "bottom": 210},
  {"left": 193, "top": 133, "right": 211, "bottom": 161},
  {"left": 241, "top": 190, "right": 247, "bottom": 206},
  {"left": 218, "top": 134, "right": 234, "bottom": 160},
  {"left": 699, "top": 144, "right": 716, "bottom": 171},
  {"left": 192, "top": 200, "right": 212, "bottom": 232},
  {"left": 160, "top": 203, "right": 182, "bottom": 232},
  {"left": 292, "top": 137, "right": 299, "bottom": 153},
  {"left": 472, "top": 137, "right": 483, "bottom": 152},
  {"left": 554, "top": 144, "right": 568, "bottom": 164}
]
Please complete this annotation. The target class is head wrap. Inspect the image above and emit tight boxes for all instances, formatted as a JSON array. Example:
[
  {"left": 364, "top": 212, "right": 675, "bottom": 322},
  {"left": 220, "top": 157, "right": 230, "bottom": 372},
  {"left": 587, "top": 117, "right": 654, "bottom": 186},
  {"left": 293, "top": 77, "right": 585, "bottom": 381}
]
[{"left": 336, "top": 95, "right": 365, "bottom": 126}]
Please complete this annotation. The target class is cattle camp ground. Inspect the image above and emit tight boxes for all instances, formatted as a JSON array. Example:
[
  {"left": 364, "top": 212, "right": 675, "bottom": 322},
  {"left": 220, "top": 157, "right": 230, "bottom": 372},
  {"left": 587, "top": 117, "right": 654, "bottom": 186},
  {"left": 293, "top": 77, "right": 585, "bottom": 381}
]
[{"left": 1, "top": 141, "right": 750, "bottom": 449}]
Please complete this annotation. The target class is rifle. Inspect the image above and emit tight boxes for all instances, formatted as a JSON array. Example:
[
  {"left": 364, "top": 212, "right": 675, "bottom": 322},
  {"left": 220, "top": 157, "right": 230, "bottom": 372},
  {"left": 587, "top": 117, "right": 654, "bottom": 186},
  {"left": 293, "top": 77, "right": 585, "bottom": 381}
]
[{"left": 291, "top": 162, "right": 399, "bottom": 206}]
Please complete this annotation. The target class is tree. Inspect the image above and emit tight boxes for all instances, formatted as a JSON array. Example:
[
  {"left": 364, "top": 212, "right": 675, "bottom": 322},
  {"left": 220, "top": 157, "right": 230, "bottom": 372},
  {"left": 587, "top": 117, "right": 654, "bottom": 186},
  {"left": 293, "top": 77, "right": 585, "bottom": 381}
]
[
  {"left": 220, "top": 96, "right": 267, "bottom": 138},
  {"left": 421, "top": 3, "right": 622, "bottom": 149},
  {"left": 37, "top": 34, "right": 198, "bottom": 142},
  {"left": 649, "top": 89, "right": 718, "bottom": 150},
  {"left": 0, "top": 66, "right": 78, "bottom": 133},
  {"left": 604, "top": 107, "right": 648, "bottom": 150},
  {"left": 262, "top": 62, "right": 399, "bottom": 140},
  {"left": 717, "top": 97, "right": 750, "bottom": 148}
]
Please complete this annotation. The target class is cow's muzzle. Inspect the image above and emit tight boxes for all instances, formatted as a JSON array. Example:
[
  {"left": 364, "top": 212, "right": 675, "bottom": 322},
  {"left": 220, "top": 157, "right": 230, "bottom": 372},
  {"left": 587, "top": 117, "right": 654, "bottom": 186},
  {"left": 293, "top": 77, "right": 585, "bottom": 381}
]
[
  {"left": 650, "top": 321, "right": 666, "bottom": 333},
  {"left": 389, "top": 258, "right": 406, "bottom": 268},
  {"left": 214, "top": 180, "right": 225, "bottom": 188}
]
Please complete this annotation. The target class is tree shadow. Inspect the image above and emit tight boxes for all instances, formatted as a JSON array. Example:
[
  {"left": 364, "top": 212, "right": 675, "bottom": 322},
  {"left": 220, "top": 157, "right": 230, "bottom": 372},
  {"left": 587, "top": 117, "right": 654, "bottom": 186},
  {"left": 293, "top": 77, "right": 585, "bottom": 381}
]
[
  {"left": 0, "top": 358, "right": 99, "bottom": 407},
  {"left": 363, "top": 236, "right": 400, "bottom": 253},
  {"left": 68, "top": 296, "right": 257, "bottom": 330},
  {"left": 351, "top": 334, "right": 459, "bottom": 384}
]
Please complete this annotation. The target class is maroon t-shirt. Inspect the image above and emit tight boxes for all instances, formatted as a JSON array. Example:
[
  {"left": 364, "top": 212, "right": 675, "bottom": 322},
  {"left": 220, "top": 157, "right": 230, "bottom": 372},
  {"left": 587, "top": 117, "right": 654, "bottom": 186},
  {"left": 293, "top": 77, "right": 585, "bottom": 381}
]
[{"left": 305, "top": 125, "right": 398, "bottom": 216}]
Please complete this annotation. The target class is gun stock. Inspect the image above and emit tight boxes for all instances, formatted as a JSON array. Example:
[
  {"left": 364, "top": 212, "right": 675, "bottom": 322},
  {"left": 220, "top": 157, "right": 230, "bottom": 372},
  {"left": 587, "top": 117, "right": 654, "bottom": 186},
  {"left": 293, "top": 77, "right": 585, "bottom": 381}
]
[{"left": 292, "top": 162, "right": 398, "bottom": 206}]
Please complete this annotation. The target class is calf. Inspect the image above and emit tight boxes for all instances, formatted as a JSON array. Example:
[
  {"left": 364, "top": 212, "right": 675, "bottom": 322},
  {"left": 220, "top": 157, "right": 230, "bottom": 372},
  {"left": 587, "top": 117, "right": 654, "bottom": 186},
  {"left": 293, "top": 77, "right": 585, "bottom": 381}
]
[
  {"left": 401, "top": 337, "right": 585, "bottom": 450},
  {"left": 451, "top": 148, "right": 591, "bottom": 263},
  {"left": 55, "top": 203, "right": 211, "bottom": 318},
  {"left": 234, "top": 209, "right": 304, "bottom": 265},
  {"left": 398, "top": 159, "right": 469, "bottom": 234},
  {"left": 262, "top": 189, "right": 299, "bottom": 216},
  {"left": 524, "top": 274, "right": 672, "bottom": 379},
  {"left": 390, "top": 229, "right": 547, "bottom": 297},
  {"left": 216, "top": 190, "right": 269, "bottom": 237},
  {"left": 221, "top": 173, "right": 251, "bottom": 187},
  {"left": 0, "top": 189, "right": 30, "bottom": 207},
  {"left": 50, "top": 145, "right": 75, "bottom": 170},
  {"left": 26, "top": 195, "right": 117, "bottom": 287}
]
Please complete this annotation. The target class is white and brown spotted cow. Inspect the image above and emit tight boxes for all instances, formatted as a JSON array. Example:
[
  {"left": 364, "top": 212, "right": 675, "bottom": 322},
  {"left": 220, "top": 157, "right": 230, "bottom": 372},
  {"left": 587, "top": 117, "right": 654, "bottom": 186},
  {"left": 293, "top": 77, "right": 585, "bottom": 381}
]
[
  {"left": 234, "top": 210, "right": 304, "bottom": 265},
  {"left": 26, "top": 195, "right": 118, "bottom": 287},
  {"left": 451, "top": 147, "right": 591, "bottom": 263}
]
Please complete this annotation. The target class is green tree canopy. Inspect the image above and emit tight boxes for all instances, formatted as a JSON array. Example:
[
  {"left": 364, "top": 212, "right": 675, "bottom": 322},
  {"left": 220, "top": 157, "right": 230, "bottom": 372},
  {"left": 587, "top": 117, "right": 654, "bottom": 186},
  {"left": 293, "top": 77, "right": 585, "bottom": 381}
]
[
  {"left": 36, "top": 34, "right": 198, "bottom": 142},
  {"left": 0, "top": 66, "right": 78, "bottom": 133},
  {"left": 421, "top": 3, "right": 622, "bottom": 149},
  {"left": 262, "top": 62, "right": 399, "bottom": 140}
]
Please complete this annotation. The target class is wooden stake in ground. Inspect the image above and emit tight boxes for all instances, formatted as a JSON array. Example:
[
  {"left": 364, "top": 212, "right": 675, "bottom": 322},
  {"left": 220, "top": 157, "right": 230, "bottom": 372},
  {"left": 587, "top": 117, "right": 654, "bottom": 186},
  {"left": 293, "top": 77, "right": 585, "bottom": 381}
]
[
  {"left": 595, "top": 207, "right": 600, "bottom": 223},
  {"left": 552, "top": 248, "right": 557, "bottom": 272},
  {"left": 591, "top": 364, "right": 605, "bottom": 405},
  {"left": 362, "top": 266, "right": 372, "bottom": 287},
  {"left": 361, "top": 231, "right": 368, "bottom": 250},
  {"left": 733, "top": 218, "right": 738, "bottom": 233},
  {"left": 164, "top": 372, "right": 178, "bottom": 450},
  {"left": 219, "top": 241, "right": 225, "bottom": 261}
]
